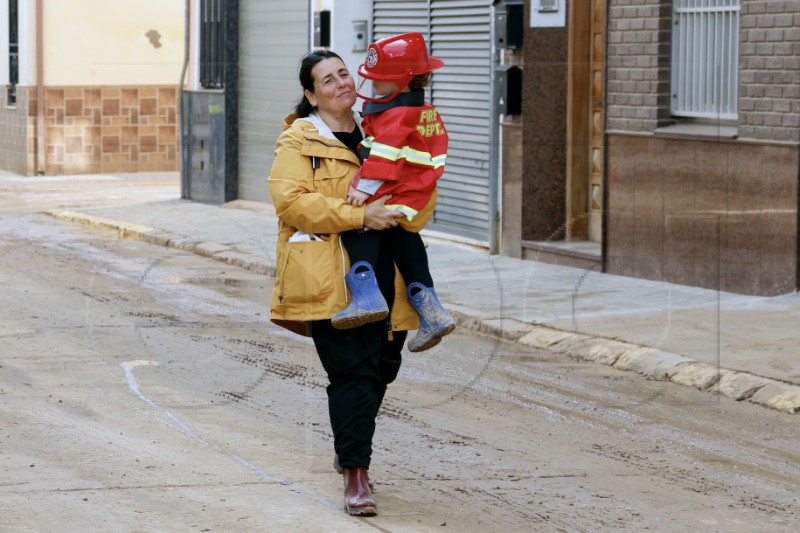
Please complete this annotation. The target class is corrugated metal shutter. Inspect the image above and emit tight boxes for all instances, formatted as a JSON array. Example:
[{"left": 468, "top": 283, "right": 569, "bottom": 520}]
[
  {"left": 372, "top": 0, "right": 493, "bottom": 243},
  {"left": 238, "top": 2, "right": 309, "bottom": 201},
  {"left": 372, "top": 1, "right": 430, "bottom": 38},
  {"left": 429, "top": 0, "right": 492, "bottom": 242}
]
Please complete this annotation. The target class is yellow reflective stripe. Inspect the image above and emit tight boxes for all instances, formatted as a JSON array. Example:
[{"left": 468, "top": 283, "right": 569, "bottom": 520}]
[
  {"left": 369, "top": 142, "right": 403, "bottom": 161},
  {"left": 361, "top": 136, "right": 374, "bottom": 148},
  {"left": 401, "top": 146, "right": 434, "bottom": 166},
  {"left": 369, "top": 141, "right": 442, "bottom": 168},
  {"left": 385, "top": 204, "right": 418, "bottom": 221}
]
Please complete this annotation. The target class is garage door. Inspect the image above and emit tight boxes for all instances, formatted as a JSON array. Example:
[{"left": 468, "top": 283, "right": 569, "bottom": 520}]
[
  {"left": 238, "top": 1, "right": 309, "bottom": 201},
  {"left": 372, "top": 0, "right": 493, "bottom": 243}
]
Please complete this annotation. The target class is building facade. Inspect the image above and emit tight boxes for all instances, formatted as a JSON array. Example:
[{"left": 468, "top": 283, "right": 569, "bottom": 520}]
[
  {"left": 181, "top": 0, "right": 308, "bottom": 203},
  {"left": 604, "top": 0, "right": 800, "bottom": 295},
  {"left": 0, "top": 0, "right": 183, "bottom": 175},
  {"left": 181, "top": 1, "right": 799, "bottom": 296}
]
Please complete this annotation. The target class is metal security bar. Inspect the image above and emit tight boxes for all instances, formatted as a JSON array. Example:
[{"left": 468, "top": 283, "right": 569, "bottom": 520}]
[
  {"left": 8, "top": 0, "right": 18, "bottom": 106},
  {"left": 200, "top": 0, "right": 226, "bottom": 89},
  {"left": 671, "top": 0, "right": 740, "bottom": 119}
]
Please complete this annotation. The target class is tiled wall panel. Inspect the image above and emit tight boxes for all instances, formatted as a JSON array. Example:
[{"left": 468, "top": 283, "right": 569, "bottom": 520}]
[
  {"left": 0, "top": 87, "right": 36, "bottom": 175},
  {"left": 1, "top": 85, "right": 178, "bottom": 175},
  {"left": 43, "top": 85, "right": 178, "bottom": 175}
]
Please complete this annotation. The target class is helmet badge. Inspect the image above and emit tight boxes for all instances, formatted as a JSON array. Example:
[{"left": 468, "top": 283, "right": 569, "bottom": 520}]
[{"left": 366, "top": 47, "right": 378, "bottom": 69}]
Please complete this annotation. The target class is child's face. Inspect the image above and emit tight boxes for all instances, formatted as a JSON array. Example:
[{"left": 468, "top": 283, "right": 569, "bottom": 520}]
[{"left": 373, "top": 80, "right": 401, "bottom": 97}]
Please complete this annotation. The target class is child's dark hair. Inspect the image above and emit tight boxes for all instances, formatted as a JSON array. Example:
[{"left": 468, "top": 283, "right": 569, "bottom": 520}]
[
  {"left": 294, "top": 49, "right": 345, "bottom": 117},
  {"left": 408, "top": 73, "right": 431, "bottom": 91}
]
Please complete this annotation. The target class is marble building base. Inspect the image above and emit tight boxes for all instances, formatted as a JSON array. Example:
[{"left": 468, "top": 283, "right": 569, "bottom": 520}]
[{"left": 605, "top": 133, "right": 799, "bottom": 296}]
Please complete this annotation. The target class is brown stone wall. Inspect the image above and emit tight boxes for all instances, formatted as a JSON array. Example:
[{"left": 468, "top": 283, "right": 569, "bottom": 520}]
[
  {"left": 606, "top": 133, "right": 799, "bottom": 296},
  {"left": 43, "top": 85, "right": 178, "bottom": 175},
  {"left": 521, "top": 24, "right": 569, "bottom": 242}
]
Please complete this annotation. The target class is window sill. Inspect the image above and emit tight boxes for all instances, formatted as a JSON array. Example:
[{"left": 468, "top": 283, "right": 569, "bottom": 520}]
[{"left": 653, "top": 123, "right": 738, "bottom": 141}]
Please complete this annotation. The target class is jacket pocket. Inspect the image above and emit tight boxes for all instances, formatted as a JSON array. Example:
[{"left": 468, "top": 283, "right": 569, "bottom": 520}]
[
  {"left": 313, "top": 161, "right": 353, "bottom": 197},
  {"left": 277, "top": 237, "right": 335, "bottom": 306}
]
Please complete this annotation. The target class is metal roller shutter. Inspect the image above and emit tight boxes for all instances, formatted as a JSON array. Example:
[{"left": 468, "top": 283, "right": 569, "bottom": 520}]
[
  {"left": 372, "top": 1, "right": 430, "bottom": 38},
  {"left": 372, "top": 0, "right": 493, "bottom": 243},
  {"left": 238, "top": 1, "right": 309, "bottom": 202}
]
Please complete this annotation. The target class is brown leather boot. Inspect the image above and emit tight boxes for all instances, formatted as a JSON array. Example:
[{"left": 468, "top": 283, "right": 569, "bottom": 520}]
[
  {"left": 342, "top": 467, "right": 377, "bottom": 516},
  {"left": 334, "top": 454, "right": 374, "bottom": 491}
]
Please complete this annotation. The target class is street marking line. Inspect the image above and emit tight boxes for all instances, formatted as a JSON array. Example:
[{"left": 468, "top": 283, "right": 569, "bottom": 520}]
[{"left": 120, "top": 360, "right": 342, "bottom": 512}]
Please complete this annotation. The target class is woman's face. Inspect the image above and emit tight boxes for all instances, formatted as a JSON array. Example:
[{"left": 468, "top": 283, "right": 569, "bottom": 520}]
[{"left": 305, "top": 58, "right": 357, "bottom": 115}]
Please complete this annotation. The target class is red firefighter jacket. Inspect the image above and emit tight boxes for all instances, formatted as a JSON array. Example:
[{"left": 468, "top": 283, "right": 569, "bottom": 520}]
[{"left": 352, "top": 90, "right": 448, "bottom": 219}]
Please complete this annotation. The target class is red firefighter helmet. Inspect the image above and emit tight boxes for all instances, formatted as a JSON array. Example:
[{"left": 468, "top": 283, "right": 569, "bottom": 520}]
[{"left": 356, "top": 32, "right": 444, "bottom": 102}]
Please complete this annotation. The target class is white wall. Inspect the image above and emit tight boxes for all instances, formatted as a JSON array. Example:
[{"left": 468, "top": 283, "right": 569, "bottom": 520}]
[
  {"left": 44, "top": 0, "right": 184, "bottom": 86},
  {"left": 330, "top": 0, "right": 371, "bottom": 75},
  {"left": 329, "top": 0, "right": 371, "bottom": 111}
]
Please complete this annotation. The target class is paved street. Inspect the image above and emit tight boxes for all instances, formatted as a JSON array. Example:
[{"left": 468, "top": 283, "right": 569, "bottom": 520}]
[
  {"left": 27, "top": 171, "right": 800, "bottom": 415},
  {"left": 0, "top": 174, "right": 798, "bottom": 531}
]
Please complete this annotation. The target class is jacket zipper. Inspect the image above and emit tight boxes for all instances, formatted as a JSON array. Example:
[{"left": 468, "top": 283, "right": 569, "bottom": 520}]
[{"left": 337, "top": 235, "right": 349, "bottom": 302}]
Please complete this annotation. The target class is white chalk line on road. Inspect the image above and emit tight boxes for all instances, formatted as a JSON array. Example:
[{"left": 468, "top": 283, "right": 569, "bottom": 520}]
[
  {"left": 120, "top": 360, "right": 342, "bottom": 512},
  {"left": 121, "top": 360, "right": 206, "bottom": 443}
]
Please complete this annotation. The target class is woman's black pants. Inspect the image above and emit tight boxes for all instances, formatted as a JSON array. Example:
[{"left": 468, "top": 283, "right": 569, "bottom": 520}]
[
  {"left": 310, "top": 229, "right": 407, "bottom": 470},
  {"left": 310, "top": 321, "right": 406, "bottom": 469}
]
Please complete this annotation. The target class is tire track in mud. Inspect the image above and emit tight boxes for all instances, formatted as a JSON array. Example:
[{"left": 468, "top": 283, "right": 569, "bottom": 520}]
[
  {"left": 374, "top": 413, "right": 645, "bottom": 530},
  {"left": 370, "top": 342, "right": 800, "bottom": 531},
  {"left": 211, "top": 335, "right": 426, "bottom": 428},
  {"left": 212, "top": 337, "right": 326, "bottom": 388}
]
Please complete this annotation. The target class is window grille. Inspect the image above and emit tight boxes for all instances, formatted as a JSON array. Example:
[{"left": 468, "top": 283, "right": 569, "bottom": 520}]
[
  {"left": 671, "top": 0, "right": 740, "bottom": 120},
  {"left": 200, "top": 0, "right": 226, "bottom": 89},
  {"left": 8, "top": 0, "right": 18, "bottom": 106}
]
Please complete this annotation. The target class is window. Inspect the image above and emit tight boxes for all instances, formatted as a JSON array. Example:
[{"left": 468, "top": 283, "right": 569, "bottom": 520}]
[
  {"left": 671, "top": 0, "right": 740, "bottom": 120},
  {"left": 200, "top": 0, "right": 226, "bottom": 89},
  {"left": 8, "top": 0, "right": 18, "bottom": 106}
]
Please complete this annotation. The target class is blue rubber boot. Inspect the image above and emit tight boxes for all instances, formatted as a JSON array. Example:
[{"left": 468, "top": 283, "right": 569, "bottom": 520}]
[
  {"left": 331, "top": 261, "right": 389, "bottom": 330},
  {"left": 406, "top": 282, "right": 455, "bottom": 352}
]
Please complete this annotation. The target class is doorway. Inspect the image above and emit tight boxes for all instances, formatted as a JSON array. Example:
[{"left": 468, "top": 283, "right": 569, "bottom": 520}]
[{"left": 567, "top": 0, "right": 606, "bottom": 242}]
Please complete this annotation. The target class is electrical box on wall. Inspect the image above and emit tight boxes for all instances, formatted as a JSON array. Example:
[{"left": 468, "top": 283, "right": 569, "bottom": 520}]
[
  {"left": 495, "top": 64, "right": 522, "bottom": 116},
  {"left": 352, "top": 20, "right": 368, "bottom": 52},
  {"left": 314, "top": 11, "right": 331, "bottom": 47},
  {"left": 531, "top": 0, "right": 566, "bottom": 28},
  {"left": 538, "top": 0, "right": 559, "bottom": 12},
  {"left": 493, "top": 0, "right": 524, "bottom": 50}
]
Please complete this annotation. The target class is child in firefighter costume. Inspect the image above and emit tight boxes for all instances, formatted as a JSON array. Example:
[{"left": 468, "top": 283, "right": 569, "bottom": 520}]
[{"left": 332, "top": 32, "right": 455, "bottom": 353}]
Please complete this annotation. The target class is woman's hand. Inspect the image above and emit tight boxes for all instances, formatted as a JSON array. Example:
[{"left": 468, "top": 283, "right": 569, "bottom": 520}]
[{"left": 363, "top": 195, "right": 403, "bottom": 231}]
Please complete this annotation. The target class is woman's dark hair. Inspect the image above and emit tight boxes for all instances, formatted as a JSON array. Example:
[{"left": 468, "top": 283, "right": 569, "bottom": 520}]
[{"left": 294, "top": 49, "right": 344, "bottom": 117}]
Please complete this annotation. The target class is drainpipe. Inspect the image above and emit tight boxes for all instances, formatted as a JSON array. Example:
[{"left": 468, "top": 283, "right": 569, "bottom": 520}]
[
  {"left": 178, "top": 0, "right": 191, "bottom": 198},
  {"left": 35, "top": 0, "right": 44, "bottom": 174}
]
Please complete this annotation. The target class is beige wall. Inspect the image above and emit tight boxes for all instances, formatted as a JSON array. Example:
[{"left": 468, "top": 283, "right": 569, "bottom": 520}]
[{"left": 44, "top": 0, "right": 184, "bottom": 86}]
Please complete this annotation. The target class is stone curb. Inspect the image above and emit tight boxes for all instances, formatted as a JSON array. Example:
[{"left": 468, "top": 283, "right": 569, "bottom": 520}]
[
  {"left": 516, "top": 325, "right": 799, "bottom": 414},
  {"left": 47, "top": 210, "right": 277, "bottom": 278},
  {"left": 47, "top": 209, "right": 800, "bottom": 415}
]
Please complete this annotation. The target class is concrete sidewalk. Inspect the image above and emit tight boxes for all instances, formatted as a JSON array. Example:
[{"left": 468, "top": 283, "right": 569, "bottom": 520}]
[{"left": 41, "top": 181, "right": 800, "bottom": 415}]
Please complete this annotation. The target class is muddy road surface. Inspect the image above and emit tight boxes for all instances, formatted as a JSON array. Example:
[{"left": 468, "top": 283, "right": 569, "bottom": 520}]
[{"left": 1, "top": 177, "right": 798, "bottom": 532}]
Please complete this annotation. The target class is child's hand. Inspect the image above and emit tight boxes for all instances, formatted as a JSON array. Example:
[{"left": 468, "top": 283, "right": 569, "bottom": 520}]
[{"left": 347, "top": 187, "right": 371, "bottom": 207}]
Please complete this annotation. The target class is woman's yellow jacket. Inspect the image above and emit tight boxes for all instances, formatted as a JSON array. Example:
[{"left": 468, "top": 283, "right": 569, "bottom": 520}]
[{"left": 267, "top": 112, "right": 434, "bottom": 337}]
